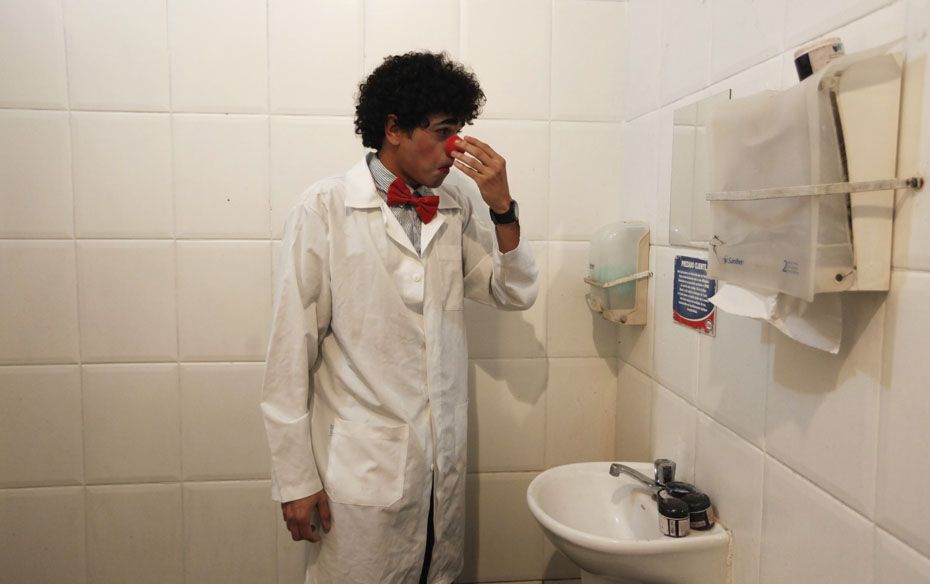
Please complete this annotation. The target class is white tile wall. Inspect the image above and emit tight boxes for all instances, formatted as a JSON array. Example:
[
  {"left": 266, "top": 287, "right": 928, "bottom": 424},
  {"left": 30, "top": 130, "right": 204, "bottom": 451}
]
[
  {"left": 0, "top": 366, "right": 83, "bottom": 487},
  {"left": 168, "top": 0, "right": 268, "bottom": 113},
  {"left": 654, "top": 107, "right": 675, "bottom": 246},
  {"left": 277, "top": 517, "right": 310, "bottom": 584},
  {"left": 270, "top": 117, "right": 367, "bottom": 237},
  {"left": 652, "top": 247, "right": 700, "bottom": 402},
  {"left": 86, "top": 484, "right": 183, "bottom": 584},
  {"left": 547, "top": 242, "right": 618, "bottom": 358},
  {"left": 545, "top": 357, "right": 617, "bottom": 467},
  {"left": 268, "top": 0, "right": 363, "bottom": 115},
  {"left": 0, "top": 486, "right": 86, "bottom": 583},
  {"left": 183, "top": 481, "right": 277, "bottom": 584},
  {"left": 462, "top": 472, "right": 544, "bottom": 583},
  {"left": 874, "top": 528, "right": 930, "bottom": 583},
  {"left": 0, "top": 0, "right": 68, "bottom": 109},
  {"left": 710, "top": 0, "right": 785, "bottom": 83},
  {"left": 622, "top": 0, "right": 662, "bottom": 120},
  {"left": 63, "top": 0, "right": 170, "bottom": 111},
  {"left": 463, "top": 0, "right": 551, "bottom": 120},
  {"left": 364, "top": 0, "right": 460, "bottom": 73},
  {"left": 760, "top": 457, "right": 874, "bottom": 584},
  {"left": 548, "top": 122, "right": 623, "bottom": 241},
  {"left": 651, "top": 384, "right": 697, "bottom": 482},
  {"left": 176, "top": 241, "right": 272, "bottom": 361},
  {"left": 71, "top": 112, "right": 174, "bottom": 238},
  {"left": 469, "top": 360, "right": 547, "bottom": 472},
  {"left": 658, "top": 0, "right": 712, "bottom": 105},
  {"left": 551, "top": 0, "right": 625, "bottom": 122},
  {"left": 876, "top": 271, "right": 930, "bottom": 557},
  {"left": 783, "top": 0, "right": 898, "bottom": 48},
  {"left": 765, "top": 294, "right": 884, "bottom": 517},
  {"left": 0, "top": 110, "right": 72, "bottom": 237},
  {"left": 0, "top": 241, "right": 80, "bottom": 365},
  {"left": 466, "top": 242, "right": 548, "bottom": 359},
  {"left": 697, "top": 309, "right": 769, "bottom": 448},
  {"left": 83, "top": 364, "right": 181, "bottom": 484},
  {"left": 694, "top": 414, "right": 764, "bottom": 584},
  {"left": 179, "top": 363, "right": 270, "bottom": 480},
  {"left": 77, "top": 241, "right": 178, "bottom": 362},
  {"left": 173, "top": 114, "right": 271, "bottom": 239},
  {"left": 615, "top": 361, "right": 653, "bottom": 461},
  {"left": 620, "top": 111, "right": 660, "bottom": 239}
]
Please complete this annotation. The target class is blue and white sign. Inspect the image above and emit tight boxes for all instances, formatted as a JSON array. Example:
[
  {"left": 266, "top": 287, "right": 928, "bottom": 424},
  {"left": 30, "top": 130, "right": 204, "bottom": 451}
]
[{"left": 672, "top": 256, "right": 717, "bottom": 337}]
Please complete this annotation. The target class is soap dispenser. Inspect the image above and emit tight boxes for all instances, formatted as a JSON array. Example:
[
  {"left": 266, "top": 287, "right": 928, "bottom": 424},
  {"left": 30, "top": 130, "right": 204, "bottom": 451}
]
[{"left": 585, "top": 221, "right": 651, "bottom": 325}]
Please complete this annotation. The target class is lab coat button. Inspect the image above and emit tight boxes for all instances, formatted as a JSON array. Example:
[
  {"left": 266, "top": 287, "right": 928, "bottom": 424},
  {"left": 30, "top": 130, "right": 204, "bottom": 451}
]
[{"left": 413, "top": 274, "right": 422, "bottom": 282}]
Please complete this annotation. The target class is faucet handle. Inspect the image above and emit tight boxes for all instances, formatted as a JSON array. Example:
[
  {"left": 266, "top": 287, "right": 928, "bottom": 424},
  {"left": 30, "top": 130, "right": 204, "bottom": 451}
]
[{"left": 654, "top": 458, "right": 676, "bottom": 484}]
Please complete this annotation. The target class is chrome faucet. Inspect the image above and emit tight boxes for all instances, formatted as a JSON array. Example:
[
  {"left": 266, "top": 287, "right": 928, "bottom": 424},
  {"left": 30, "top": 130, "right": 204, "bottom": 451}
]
[{"left": 609, "top": 459, "right": 677, "bottom": 491}]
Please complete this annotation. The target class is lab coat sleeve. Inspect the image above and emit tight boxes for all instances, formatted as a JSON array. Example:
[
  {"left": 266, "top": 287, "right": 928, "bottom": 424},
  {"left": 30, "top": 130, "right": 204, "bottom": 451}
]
[
  {"left": 460, "top": 189, "right": 539, "bottom": 310},
  {"left": 261, "top": 201, "right": 332, "bottom": 503}
]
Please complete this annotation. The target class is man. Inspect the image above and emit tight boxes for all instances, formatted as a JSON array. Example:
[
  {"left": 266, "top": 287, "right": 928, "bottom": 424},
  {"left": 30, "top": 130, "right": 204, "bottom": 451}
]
[{"left": 261, "top": 51, "right": 538, "bottom": 584}]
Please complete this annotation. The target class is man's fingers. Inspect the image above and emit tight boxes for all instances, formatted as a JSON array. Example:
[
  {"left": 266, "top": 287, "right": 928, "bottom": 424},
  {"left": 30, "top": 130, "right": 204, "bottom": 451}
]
[
  {"left": 300, "top": 521, "right": 321, "bottom": 543},
  {"left": 453, "top": 160, "right": 481, "bottom": 181},
  {"left": 461, "top": 145, "right": 492, "bottom": 167},
  {"left": 318, "top": 495, "right": 332, "bottom": 533},
  {"left": 463, "top": 136, "right": 498, "bottom": 160},
  {"left": 286, "top": 520, "right": 302, "bottom": 541}
]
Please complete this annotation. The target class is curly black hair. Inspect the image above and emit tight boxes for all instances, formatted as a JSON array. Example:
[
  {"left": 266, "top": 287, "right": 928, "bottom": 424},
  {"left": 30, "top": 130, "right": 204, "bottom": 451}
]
[{"left": 355, "top": 52, "right": 486, "bottom": 150}]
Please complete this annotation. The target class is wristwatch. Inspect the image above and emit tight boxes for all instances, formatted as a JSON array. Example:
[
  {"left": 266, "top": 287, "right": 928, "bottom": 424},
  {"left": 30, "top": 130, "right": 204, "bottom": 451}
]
[{"left": 489, "top": 199, "right": 519, "bottom": 225}]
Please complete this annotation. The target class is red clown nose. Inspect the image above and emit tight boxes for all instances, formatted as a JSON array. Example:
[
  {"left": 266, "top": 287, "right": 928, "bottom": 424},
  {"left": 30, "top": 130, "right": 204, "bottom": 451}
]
[{"left": 445, "top": 135, "right": 465, "bottom": 157}]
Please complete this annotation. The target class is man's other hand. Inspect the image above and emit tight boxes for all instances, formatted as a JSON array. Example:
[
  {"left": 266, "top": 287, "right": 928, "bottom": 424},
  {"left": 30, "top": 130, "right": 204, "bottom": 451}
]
[{"left": 281, "top": 489, "right": 332, "bottom": 542}]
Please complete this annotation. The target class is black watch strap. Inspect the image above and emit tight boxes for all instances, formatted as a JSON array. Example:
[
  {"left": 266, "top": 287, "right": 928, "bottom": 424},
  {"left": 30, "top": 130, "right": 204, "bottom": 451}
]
[{"left": 489, "top": 199, "right": 518, "bottom": 225}]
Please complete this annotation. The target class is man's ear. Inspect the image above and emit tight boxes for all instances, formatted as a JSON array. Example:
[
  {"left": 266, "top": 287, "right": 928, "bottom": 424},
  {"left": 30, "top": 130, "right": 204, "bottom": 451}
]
[{"left": 384, "top": 114, "right": 403, "bottom": 147}]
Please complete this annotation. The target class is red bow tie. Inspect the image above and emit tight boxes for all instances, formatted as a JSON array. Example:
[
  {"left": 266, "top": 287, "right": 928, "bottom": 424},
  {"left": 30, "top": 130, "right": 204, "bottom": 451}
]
[{"left": 386, "top": 178, "right": 440, "bottom": 223}]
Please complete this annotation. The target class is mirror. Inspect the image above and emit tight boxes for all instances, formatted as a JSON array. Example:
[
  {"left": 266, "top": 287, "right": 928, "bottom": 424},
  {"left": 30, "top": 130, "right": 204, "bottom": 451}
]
[{"left": 668, "top": 90, "right": 732, "bottom": 247}]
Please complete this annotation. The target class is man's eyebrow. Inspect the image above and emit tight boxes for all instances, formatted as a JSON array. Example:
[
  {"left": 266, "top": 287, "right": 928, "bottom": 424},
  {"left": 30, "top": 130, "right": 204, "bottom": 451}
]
[{"left": 433, "top": 117, "right": 460, "bottom": 127}]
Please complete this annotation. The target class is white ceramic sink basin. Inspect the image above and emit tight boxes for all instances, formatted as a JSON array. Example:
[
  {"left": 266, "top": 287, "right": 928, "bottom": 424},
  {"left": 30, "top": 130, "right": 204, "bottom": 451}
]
[{"left": 527, "top": 462, "right": 730, "bottom": 584}]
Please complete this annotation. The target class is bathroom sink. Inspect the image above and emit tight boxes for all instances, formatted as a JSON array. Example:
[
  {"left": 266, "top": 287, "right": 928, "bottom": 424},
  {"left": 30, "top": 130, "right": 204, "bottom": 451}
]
[{"left": 527, "top": 462, "right": 730, "bottom": 584}]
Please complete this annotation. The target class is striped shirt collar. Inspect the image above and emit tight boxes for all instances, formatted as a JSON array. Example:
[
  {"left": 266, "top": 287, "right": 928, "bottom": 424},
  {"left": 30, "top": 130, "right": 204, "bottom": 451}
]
[{"left": 367, "top": 152, "right": 433, "bottom": 198}]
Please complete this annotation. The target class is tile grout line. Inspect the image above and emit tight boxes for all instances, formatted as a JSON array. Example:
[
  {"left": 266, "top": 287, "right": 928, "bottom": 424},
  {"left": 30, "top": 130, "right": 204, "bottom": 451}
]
[
  {"left": 263, "top": 1, "right": 278, "bottom": 576},
  {"left": 161, "top": 1, "right": 189, "bottom": 580},
  {"left": 55, "top": 2, "right": 92, "bottom": 580}
]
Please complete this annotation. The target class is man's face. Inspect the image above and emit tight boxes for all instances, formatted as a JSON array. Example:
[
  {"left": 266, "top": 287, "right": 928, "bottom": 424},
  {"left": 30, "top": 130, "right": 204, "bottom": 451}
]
[{"left": 395, "top": 114, "right": 463, "bottom": 189}]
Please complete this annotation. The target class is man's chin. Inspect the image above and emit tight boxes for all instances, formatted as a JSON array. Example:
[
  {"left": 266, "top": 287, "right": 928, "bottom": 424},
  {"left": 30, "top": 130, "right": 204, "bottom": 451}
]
[{"left": 426, "top": 176, "right": 448, "bottom": 189}]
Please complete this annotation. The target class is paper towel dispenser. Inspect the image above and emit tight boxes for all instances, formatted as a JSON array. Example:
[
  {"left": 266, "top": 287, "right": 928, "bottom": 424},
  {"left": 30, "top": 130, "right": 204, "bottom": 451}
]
[{"left": 704, "top": 45, "right": 923, "bottom": 300}]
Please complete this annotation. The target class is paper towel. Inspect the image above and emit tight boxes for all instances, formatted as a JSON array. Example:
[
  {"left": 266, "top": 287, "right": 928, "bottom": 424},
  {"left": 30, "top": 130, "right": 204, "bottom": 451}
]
[{"left": 709, "top": 283, "right": 842, "bottom": 353}]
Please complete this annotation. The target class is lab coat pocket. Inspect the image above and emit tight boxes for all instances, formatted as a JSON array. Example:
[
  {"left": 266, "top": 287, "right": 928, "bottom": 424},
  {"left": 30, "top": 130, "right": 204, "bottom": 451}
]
[
  {"left": 325, "top": 419, "right": 409, "bottom": 507},
  {"left": 438, "top": 244, "right": 464, "bottom": 311}
]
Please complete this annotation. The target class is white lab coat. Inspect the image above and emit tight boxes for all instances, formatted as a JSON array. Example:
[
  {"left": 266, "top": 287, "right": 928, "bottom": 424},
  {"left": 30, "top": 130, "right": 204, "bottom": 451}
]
[{"left": 261, "top": 157, "right": 539, "bottom": 584}]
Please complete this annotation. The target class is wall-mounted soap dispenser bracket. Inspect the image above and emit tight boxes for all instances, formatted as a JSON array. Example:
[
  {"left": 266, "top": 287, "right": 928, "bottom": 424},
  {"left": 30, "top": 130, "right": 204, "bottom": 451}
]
[
  {"left": 584, "top": 223, "right": 651, "bottom": 325},
  {"left": 704, "top": 47, "right": 911, "bottom": 297}
]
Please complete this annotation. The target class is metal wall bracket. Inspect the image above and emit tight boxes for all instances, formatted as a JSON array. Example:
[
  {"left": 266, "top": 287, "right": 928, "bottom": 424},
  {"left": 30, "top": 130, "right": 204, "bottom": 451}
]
[
  {"left": 583, "top": 270, "right": 653, "bottom": 289},
  {"left": 706, "top": 175, "right": 923, "bottom": 202}
]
